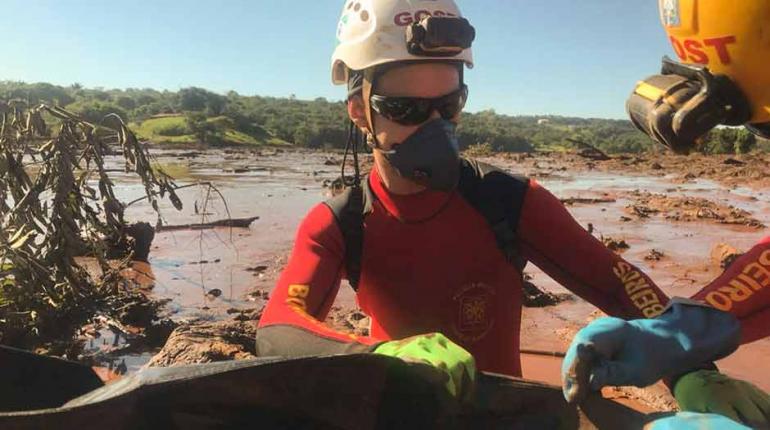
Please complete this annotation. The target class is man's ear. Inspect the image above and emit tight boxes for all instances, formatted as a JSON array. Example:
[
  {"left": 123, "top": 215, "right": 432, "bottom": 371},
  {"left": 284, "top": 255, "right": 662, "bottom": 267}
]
[{"left": 347, "top": 95, "right": 369, "bottom": 132}]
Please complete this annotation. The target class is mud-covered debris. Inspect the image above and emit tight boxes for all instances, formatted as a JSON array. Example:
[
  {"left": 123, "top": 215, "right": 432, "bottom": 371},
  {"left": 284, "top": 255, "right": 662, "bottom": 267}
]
[
  {"left": 206, "top": 289, "right": 223, "bottom": 299},
  {"left": 602, "top": 236, "right": 630, "bottom": 252},
  {"left": 159, "top": 216, "right": 259, "bottom": 231},
  {"left": 248, "top": 290, "right": 271, "bottom": 301},
  {"left": 174, "top": 151, "right": 201, "bottom": 158},
  {"left": 223, "top": 167, "right": 250, "bottom": 173},
  {"left": 604, "top": 385, "right": 678, "bottom": 413},
  {"left": 116, "top": 295, "right": 172, "bottom": 329},
  {"left": 566, "top": 138, "right": 611, "bottom": 161},
  {"left": 624, "top": 191, "right": 765, "bottom": 228},
  {"left": 144, "top": 318, "right": 179, "bottom": 348},
  {"left": 645, "top": 249, "right": 666, "bottom": 261},
  {"left": 246, "top": 265, "right": 269, "bottom": 274},
  {"left": 559, "top": 197, "right": 616, "bottom": 206},
  {"left": 504, "top": 153, "right": 531, "bottom": 162},
  {"left": 710, "top": 243, "right": 744, "bottom": 270},
  {"left": 324, "top": 157, "right": 341, "bottom": 166},
  {"left": 519, "top": 152, "right": 770, "bottom": 189},
  {"left": 522, "top": 278, "right": 571, "bottom": 307},
  {"left": 627, "top": 205, "right": 659, "bottom": 218},
  {"left": 326, "top": 307, "right": 371, "bottom": 337},
  {"left": 619, "top": 216, "right": 633, "bottom": 222},
  {"left": 147, "top": 320, "right": 257, "bottom": 367},
  {"left": 724, "top": 158, "right": 746, "bottom": 166},
  {"left": 227, "top": 307, "right": 264, "bottom": 322}
]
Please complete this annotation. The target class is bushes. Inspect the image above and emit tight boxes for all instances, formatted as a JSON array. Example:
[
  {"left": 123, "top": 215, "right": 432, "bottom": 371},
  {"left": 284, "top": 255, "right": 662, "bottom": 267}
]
[
  {"left": 67, "top": 100, "right": 128, "bottom": 124},
  {"left": 700, "top": 127, "right": 757, "bottom": 154},
  {"left": 186, "top": 112, "right": 224, "bottom": 145},
  {"left": 154, "top": 122, "right": 189, "bottom": 137}
]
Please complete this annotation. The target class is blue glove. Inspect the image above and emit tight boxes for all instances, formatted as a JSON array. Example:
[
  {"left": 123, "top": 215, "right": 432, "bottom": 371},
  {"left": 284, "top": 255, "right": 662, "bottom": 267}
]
[
  {"left": 647, "top": 412, "right": 750, "bottom": 430},
  {"left": 562, "top": 300, "right": 740, "bottom": 404}
]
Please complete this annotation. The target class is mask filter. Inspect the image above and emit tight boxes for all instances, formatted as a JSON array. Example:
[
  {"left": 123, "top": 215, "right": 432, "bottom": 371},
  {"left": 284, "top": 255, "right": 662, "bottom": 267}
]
[{"left": 381, "top": 119, "right": 461, "bottom": 192}]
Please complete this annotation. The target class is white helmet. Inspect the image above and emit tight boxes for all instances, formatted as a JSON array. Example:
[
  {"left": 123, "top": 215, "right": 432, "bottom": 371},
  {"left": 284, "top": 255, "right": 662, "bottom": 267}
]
[{"left": 331, "top": 0, "right": 475, "bottom": 85}]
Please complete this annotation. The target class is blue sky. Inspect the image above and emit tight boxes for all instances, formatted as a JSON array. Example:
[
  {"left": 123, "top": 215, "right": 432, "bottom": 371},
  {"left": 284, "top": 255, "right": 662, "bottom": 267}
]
[{"left": 1, "top": 1, "right": 673, "bottom": 119}]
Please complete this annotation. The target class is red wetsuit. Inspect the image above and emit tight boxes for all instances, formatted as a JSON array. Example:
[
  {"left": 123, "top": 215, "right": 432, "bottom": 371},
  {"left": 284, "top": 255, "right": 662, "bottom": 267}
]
[
  {"left": 257, "top": 164, "right": 670, "bottom": 377},
  {"left": 690, "top": 236, "right": 770, "bottom": 344}
]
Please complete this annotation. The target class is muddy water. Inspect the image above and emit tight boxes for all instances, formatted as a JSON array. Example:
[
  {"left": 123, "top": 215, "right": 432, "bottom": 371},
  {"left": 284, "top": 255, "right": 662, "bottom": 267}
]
[
  {"left": 106, "top": 150, "right": 770, "bottom": 391},
  {"left": 488, "top": 159, "right": 770, "bottom": 391},
  {"left": 93, "top": 149, "right": 355, "bottom": 371},
  {"left": 106, "top": 149, "right": 347, "bottom": 314}
]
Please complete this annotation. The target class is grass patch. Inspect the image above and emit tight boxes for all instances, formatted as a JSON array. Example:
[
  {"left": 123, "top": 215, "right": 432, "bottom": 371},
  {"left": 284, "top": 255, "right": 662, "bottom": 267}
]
[
  {"left": 133, "top": 116, "right": 196, "bottom": 144},
  {"left": 154, "top": 162, "right": 191, "bottom": 179},
  {"left": 132, "top": 114, "right": 289, "bottom": 146}
]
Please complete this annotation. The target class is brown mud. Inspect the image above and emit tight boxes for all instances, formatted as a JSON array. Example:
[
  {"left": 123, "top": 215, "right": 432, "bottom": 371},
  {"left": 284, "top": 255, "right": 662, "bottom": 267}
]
[
  {"left": 146, "top": 320, "right": 258, "bottom": 367},
  {"left": 624, "top": 191, "right": 764, "bottom": 228},
  {"left": 88, "top": 148, "right": 769, "bottom": 411},
  {"left": 496, "top": 152, "right": 770, "bottom": 190}
]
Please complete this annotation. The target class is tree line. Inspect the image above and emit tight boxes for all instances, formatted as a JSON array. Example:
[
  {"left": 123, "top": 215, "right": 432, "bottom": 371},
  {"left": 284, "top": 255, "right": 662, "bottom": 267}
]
[{"left": 1, "top": 81, "right": 766, "bottom": 154}]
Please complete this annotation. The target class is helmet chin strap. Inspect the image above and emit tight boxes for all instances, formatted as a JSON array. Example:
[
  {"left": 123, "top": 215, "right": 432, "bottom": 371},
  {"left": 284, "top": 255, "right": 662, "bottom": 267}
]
[{"left": 361, "top": 68, "right": 388, "bottom": 152}]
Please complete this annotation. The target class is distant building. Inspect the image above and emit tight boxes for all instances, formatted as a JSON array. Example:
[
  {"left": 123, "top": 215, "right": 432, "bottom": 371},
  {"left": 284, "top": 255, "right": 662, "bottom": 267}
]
[{"left": 537, "top": 118, "right": 551, "bottom": 125}]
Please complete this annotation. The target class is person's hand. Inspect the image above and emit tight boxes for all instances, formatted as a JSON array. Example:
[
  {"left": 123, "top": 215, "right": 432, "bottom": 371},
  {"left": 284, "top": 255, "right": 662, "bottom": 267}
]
[
  {"left": 675, "top": 370, "right": 770, "bottom": 428},
  {"left": 374, "top": 333, "right": 475, "bottom": 401},
  {"left": 561, "top": 300, "right": 740, "bottom": 404},
  {"left": 646, "top": 412, "right": 750, "bottom": 430}
]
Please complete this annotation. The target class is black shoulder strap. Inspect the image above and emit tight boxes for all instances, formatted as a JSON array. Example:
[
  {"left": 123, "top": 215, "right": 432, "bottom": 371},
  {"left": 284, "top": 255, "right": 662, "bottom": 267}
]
[
  {"left": 323, "top": 179, "right": 374, "bottom": 292},
  {"left": 456, "top": 158, "right": 530, "bottom": 273}
]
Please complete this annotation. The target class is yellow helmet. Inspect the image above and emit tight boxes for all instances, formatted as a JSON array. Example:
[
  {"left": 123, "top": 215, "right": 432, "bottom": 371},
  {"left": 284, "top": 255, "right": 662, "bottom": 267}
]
[{"left": 659, "top": 0, "right": 770, "bottom": 125}]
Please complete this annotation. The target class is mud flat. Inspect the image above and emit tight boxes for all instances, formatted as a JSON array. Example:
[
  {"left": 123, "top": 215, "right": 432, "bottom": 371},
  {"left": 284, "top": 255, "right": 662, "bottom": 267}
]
[{"left": 91, "top": 148, "right": 769, "bottom": 410}]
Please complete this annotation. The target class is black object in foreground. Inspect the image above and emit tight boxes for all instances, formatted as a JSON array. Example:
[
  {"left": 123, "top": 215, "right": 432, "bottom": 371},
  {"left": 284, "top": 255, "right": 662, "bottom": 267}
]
[{"left": 0, "top": 346, "right": 654, "bottom": 429}]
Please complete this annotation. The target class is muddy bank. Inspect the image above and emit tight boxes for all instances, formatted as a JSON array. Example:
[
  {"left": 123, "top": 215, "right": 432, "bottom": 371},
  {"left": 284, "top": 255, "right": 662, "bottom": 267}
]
[
  {"left": 624, "top": 191, "right": 765, "bottom": 228},
  {"left": 147, "top": 320, "right": 258, "bottom": 367},
  {"left": 490, "top": 152, "right": 770, "bottom": 190}
]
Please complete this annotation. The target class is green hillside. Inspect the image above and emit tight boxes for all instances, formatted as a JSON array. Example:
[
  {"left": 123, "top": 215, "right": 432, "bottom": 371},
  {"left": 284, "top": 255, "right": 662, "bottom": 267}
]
[{"left": 1, "top": 81, "right": 764, "bottom": 154}]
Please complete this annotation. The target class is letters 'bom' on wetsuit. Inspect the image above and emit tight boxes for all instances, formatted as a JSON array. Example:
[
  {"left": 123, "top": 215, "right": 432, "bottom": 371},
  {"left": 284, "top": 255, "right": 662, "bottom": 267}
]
[{"left": 257, "top": 165, "right": 670, "bottom": 376}]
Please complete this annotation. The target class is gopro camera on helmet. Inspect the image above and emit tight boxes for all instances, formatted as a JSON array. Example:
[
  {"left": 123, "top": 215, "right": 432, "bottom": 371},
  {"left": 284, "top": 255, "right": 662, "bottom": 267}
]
[{"left": 406, "top": 17, "right": 476, "bottom": 57}]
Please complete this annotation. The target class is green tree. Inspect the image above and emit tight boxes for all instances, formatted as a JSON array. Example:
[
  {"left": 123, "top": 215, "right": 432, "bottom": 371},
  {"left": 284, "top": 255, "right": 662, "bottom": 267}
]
[
  {"left": 179, "top": 87, "right": 227, "bottom": 115},
  {"left": 185, "top": 112, "right": 223, "bottom": 145},
  {"left": 115, "top": 95, "right": 137, "bottom": 110}
]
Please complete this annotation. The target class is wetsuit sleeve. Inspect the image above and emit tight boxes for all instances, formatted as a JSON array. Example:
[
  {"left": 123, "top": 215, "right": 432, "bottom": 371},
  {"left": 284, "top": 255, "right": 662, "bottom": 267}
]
[
  {"left": 256, "top": 204, "right": 382, "bottom": 357},
  {"left": 518, "top": 180, "right": 670, "bottom": 319},
  {"left": 690, "top": 236, "right": 770, "bottom": 344}
]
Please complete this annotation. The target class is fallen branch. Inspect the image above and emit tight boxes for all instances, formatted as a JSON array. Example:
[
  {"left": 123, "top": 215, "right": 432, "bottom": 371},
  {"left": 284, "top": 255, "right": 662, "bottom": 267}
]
[
  {"left": 157, "top": 216, "right": 259, "bottom": 232},
  {"left": 566, "top": 138, "right": 611, "bottom": 161},
  {"left": 560, "top": 197, "right": 616, "bottom": 206}
]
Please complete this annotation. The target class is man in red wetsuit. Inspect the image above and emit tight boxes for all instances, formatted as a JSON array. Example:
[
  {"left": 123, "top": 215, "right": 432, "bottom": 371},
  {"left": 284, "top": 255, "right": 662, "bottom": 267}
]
[{"left": 256, "top": 0, "right": 753, "bottom": 410}]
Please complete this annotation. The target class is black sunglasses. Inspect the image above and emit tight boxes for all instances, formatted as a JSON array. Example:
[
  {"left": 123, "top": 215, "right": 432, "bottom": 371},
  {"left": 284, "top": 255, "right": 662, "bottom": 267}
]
[{"left": 370, "top": 84, "right": 468, "bottom": 126}]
